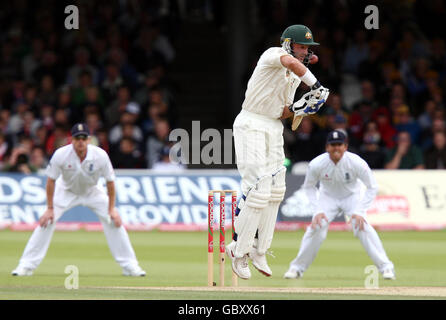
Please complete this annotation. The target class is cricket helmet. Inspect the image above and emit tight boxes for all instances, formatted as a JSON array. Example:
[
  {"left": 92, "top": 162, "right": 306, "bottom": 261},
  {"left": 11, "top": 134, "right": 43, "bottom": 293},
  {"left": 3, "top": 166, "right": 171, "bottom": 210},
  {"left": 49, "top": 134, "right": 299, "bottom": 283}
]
[{"left": 280, "top": 25, "right": 319, "bottom": 65}]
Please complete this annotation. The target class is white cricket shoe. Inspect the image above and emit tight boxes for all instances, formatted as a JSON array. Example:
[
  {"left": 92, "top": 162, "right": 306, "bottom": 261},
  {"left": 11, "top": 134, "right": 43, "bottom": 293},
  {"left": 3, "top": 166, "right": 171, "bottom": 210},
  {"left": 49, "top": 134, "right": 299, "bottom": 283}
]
[
  {"left": 382, "top": 268, "right": 396, "bottom": 280},
  {"left": 122, "top": 265, "right": 146, "bottom": 277},
  {"left": 249, "top": 247, "right": 272, "bottom": 277},
  {"left": 283, "top": 269, "right": 303, "bottom": 279},
  {"left": 225, "top": 241, "right": 251, "bottom": 280},
  {"left": 11, "top": 266, "right": 34, "bottom": 276}
]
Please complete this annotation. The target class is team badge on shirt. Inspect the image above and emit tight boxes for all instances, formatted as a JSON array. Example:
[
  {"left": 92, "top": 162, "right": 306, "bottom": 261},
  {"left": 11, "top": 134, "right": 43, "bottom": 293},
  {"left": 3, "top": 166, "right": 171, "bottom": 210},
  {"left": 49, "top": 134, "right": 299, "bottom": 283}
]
[{"left": 345, "top": 172, "right": 350, "bottom": 181}]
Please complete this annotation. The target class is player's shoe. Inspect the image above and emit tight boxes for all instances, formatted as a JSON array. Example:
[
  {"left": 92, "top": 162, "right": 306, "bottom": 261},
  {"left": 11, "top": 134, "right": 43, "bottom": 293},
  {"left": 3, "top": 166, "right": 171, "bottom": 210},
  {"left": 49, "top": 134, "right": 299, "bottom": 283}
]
[
  {"left": 225, "top": 241, "right": 251, "bottom": 280},
  {"left": 249, "top": 247, "right": 272, "bottom": 277},
  {"left": 382, "top": 268, "right": 396, "bottom": 280},
  {"left": 122, "top": 265, "right": 146, "bottom": 277},
  {"left": 283, "top": 268, "right": 303, "bottom": 279},
  {"left": 11, "top": 266, "right": 34, "bottom": 276}
]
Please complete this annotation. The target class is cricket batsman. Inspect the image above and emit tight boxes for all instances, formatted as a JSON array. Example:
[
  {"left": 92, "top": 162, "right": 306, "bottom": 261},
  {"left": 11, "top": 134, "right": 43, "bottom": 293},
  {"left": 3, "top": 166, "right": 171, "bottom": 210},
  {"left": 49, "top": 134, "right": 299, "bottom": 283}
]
[{"left": 226, "top": 25, "right": 330, "bottom": 279}]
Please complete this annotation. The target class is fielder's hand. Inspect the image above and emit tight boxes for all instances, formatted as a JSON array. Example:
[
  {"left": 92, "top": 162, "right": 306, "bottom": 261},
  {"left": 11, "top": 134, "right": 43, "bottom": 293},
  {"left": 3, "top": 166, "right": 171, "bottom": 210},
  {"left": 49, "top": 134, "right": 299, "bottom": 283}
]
[
  {"left": 39, "top": 208, "right": 54, "bottom": 228},
  {"left": 351, "top": 214, "right": 366, "bottom": 231},
  {"left": 109, "top": 208, "right": 122, "bottom": 227},
  {"left": 311, "top": 213, "right": 328, "bottom": 229}
]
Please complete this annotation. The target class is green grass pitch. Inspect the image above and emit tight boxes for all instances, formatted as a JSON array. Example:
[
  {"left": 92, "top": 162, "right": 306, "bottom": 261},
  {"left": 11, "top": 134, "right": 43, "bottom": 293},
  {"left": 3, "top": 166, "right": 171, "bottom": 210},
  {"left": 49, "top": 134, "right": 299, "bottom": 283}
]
[{"left": 1, "top": 229, "right": 446, "bottom": 300}]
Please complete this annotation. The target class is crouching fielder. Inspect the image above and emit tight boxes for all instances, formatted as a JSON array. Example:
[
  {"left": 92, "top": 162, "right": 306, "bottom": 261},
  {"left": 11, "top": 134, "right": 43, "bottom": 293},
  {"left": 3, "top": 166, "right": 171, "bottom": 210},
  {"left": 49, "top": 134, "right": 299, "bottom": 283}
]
[
  {"left": 284, "top": 130, "right": 396, "bottom": 280},
  {"left": 11, "top": 123, "right": 146, "bottom": 277}
]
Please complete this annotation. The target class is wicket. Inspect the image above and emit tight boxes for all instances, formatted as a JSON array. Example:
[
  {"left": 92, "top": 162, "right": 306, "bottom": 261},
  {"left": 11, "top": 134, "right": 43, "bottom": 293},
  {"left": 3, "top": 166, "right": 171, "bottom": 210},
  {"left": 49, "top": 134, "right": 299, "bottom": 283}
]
[{"left": 208, "top": 190, "right": 238, "bottom": 287}]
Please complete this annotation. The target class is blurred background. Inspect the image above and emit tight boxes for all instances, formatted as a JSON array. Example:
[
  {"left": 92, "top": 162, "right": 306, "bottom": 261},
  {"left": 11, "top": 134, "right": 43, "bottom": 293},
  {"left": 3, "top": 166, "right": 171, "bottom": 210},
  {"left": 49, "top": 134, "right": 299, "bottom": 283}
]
[{"left": 0, "top": 0, "right": 445, "bottom": 172}]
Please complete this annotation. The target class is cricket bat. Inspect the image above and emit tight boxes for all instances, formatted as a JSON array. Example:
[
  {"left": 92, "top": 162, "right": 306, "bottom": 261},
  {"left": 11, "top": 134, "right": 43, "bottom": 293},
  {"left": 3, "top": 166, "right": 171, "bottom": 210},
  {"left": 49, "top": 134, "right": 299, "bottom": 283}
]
[{"left": 292, "top": 115, "right": 303, "bottom": 131}]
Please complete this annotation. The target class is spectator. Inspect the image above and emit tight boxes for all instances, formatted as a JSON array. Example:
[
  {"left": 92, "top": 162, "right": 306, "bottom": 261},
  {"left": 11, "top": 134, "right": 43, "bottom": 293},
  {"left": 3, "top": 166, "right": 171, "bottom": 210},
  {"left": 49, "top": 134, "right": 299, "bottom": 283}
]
[
  {"left": 134, "top": 69, "right": 162, "bottom": 108},
  {"left": 66, "top": 47, "right": 99, "bottom": 86},
  {"left": 24, "top": 84, "right": 40, "bottom": 115},
  {"left": 393, "top": 104, "right": 421, "bottom": 145},
  {"left": 101, "top": 61, "right": 124, "bottom": 103},
  {"left": 152, "top": 145, "right": 186, "bottom": 172},
  {"left": 146, "top": 118, "right": 171, "bottom": 169},
  {"left": 359, "top": 121, "right": 387, "bottom": 169},
  {"left": 22, "top": 37, "right": 45, "bottom": 83},
  {"left": 424, "top": 131, "right": 446, "bottom": 169},
  {"left": 32, "top": 50, "right": 63, "bottom": 84},
  {"left": 45, "top": 124, "right": 70, "bottom": 156},
  {"left": 0, "top": 132, "right": 11, "bottom": 170},
  {"left": 285, "top": 117, "right": 322, "bottom": 163},
  {"left": 38, "top": 74, "right": 57, "bottom": 106},
  {"left": 372, "top": 107, "right": 397, "bottom": 149},
  {"left": 39, "top": 104, "right": 55, "bottom": 132},
  {"left": 109, "top": 111, "right": 143, "bottom": 146},
  {"left": 384, "top": 131, "right": 424, "bottom": 169},
  {"left": 29, "top": 146, "right": 48, "bottom": 170},
  {"left": 419, "top": 117, "right": 446, "bottom": 151},
  {"left": 417, "top": 100, "right": 438, "bottom": 130},
  {"left": 55, "top": 86, "right": 76, "bottom": 123},
  {"left": 348, "top": 102, "right": 374, "bottom": 143},
  {"left": 20, "top": 110, "right": 41, "bottom": 138},
  {"left": 312, "top": 93, "right": 349, "bottom": 129},
  {"left": 130, "top": 26, "right": 166, "bottom": 72},
  {"left": 33, "top": 125, "right": 49, "bottom": 149},
  {"left": 342, "top": 30, "right": 369, "bottom": 74},
  {"left": 106, "top": 85, "right": 133, "bottom": 127},
  {"left": 0, "top": 41, "right": 20, "bottom": 80},
  {"left": 71, "top": 70, "right": 94, "bottom": 108},
  {"left": 8, "top": 101, "right": 30, "bottom": 135},
  {"left": 4, "top": 145, "right": 36, "bottom": 173},
  {"left": 2, "top": 76, "right": 26, "bottom": 110},
  {"left": 96, "top": 127, "right": 110, "bottom": 154},
  {"left": 111, "top": 137, "right": 145, "bottom": 169}
]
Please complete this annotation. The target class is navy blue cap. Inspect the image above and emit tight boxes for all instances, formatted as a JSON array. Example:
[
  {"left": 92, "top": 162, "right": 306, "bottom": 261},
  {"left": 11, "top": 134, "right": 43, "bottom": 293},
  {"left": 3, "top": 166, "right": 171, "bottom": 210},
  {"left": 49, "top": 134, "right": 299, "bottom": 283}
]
[
  {"left": 326, "top": 130, "right": 347, "bottom": 144},
  {"left": 71, "top": 123, "right": 89, "bottom": 138}
]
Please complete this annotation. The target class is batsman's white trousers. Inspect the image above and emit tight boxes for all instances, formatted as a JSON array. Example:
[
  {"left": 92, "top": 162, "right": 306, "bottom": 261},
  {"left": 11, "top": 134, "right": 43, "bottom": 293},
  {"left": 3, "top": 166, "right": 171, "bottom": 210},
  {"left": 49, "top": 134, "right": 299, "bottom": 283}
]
[
  {"left": 17, "top": 186, "right": 139, "bottom": 270},
  {"left": 288, "top": 192, "right": 394, "bottom": 274},
  {"left": 233, "top": 109, "right": 285, "bottom": 194},
  {"left": 232, "top": 110, "right": 285, "bottom": 256}
]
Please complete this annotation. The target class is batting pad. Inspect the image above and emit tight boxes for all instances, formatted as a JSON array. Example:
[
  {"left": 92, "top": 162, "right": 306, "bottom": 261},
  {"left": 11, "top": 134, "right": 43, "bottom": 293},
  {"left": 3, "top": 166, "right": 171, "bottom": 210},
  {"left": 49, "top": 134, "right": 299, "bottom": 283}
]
[
  {"left": 257, "top": 167, "right": 286, "bottom": 254},
  {"left": 234, "top": 175, "right": 272, "bottom": 258}
]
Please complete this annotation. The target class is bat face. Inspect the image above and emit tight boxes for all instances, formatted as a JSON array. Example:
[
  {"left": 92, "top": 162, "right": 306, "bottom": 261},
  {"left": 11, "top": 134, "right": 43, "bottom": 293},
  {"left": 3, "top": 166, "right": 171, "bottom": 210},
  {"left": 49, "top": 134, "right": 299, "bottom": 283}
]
[{"left": 292, "top": 115, "right": 303, "bottom": 131}]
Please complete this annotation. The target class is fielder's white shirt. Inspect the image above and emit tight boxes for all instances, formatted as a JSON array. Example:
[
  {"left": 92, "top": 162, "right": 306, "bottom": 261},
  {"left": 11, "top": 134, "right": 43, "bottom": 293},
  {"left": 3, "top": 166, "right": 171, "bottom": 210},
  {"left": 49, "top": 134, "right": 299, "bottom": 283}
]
[
  {"left": 46, "top": 144, "right": 115, "bottom": 195},
  {"left": 242, "top": 47, "right": 301, "bottom": 119},
  {"left": 303, "top": 151, "right": 378, "bottom": 216}
]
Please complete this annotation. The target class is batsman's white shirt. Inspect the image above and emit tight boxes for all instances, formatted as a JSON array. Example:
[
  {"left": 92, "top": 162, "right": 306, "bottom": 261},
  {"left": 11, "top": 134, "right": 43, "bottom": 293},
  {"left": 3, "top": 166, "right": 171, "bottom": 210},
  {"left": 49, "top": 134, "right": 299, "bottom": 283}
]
[
  {"left": 304, "top": 151, "right": 378, "bottom": 217},
  {"left": 46, "top": 144, "right": 115, "bottom": 196},
  {"left": 242, "top": 47, "right": 301, "bottom": 119},
  {"left": 234, "top": 47, "right": 301, "bottom": 191}
]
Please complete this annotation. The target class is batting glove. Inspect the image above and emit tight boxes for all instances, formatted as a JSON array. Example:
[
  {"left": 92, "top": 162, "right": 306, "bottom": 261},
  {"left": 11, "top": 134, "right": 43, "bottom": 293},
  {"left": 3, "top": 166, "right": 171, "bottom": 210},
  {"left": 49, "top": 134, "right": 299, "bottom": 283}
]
[
  {"left": 309, "top": 81, "right": 330, "bottom": 104},
  {"left": 289, "top": 91, "right": 325, "bottom": 116}
]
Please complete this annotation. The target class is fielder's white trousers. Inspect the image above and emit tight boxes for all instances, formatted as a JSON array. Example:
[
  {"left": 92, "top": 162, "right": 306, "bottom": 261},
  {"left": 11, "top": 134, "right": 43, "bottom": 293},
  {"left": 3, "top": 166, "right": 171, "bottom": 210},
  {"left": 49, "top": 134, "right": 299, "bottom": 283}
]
[
  {"left": 233, "top": 109, "right": 285, "bottom": 193},
  {"left": 17, "top": 186, "right": 139, "bottom": 270},
  {"left": 288, "top": 192, "right": 394, "bottom": 274}
]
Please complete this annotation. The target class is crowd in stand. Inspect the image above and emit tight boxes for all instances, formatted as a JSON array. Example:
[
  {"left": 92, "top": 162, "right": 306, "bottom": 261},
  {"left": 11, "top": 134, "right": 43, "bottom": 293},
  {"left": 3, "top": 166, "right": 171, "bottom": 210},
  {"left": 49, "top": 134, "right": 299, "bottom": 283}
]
[
  {"left": 0, "top": 0, "right": 181, "bottom": 173},
  {"left": 1, "top": 0, "right": 446, "bottom": 173},
  {"left": 273, "top": 0, "right": 446, "bottom": 169}
]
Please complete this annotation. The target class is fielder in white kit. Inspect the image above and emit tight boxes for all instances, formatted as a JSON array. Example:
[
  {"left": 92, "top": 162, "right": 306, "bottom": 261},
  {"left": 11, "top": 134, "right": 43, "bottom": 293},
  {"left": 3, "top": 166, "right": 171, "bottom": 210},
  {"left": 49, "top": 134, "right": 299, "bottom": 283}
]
[
  {"left": 284, "top": 130, "right": 396, "bottom": 280},
  {"left": 225, "top": 24, "right": 330, "bottom": 280},
  {"left": 12, "top": 123, "right": 146, "bottom": 277}
]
